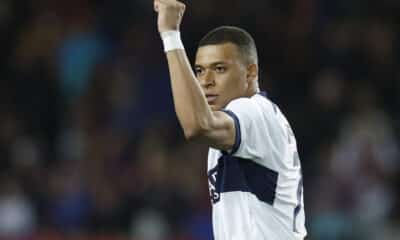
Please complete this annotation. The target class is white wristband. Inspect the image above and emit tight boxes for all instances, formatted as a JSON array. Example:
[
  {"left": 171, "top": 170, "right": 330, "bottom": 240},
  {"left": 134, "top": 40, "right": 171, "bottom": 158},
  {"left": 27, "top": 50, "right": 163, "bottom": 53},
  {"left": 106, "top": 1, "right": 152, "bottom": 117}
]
[{"left": 161, "top": 31, "right": 184, "bottom": 52}]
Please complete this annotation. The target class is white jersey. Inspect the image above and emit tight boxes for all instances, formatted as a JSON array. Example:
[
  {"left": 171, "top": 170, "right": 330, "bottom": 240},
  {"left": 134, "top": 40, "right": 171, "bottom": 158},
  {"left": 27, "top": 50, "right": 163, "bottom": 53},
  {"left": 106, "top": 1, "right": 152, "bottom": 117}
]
[{"left": 207, "top": 92, "right": 307, "bottom": 240}]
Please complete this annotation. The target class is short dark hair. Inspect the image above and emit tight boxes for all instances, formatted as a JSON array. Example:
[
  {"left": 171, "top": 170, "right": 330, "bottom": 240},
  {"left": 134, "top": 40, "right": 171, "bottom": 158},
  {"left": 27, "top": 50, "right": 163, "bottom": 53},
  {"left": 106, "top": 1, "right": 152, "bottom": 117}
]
[{"left": 198, "top": 26, "right": 258, "bottom": 65}]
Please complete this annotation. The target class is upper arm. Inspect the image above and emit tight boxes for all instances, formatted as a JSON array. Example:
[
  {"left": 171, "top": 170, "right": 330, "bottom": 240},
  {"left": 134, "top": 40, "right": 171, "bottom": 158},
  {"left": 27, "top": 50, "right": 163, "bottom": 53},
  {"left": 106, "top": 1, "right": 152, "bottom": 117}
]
[
  {"left": 193, "top": 110, "right": 237, "bottom": 151},
  {"left": 193, "top": 97, "right": 263, "bottom": 154}
]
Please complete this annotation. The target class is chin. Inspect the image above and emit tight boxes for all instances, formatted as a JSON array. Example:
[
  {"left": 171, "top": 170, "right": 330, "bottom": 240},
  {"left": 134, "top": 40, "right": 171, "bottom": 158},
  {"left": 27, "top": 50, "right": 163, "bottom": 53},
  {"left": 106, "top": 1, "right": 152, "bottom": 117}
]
[{"left": 210, "top": 104, "right": 222, "bottom": 111}]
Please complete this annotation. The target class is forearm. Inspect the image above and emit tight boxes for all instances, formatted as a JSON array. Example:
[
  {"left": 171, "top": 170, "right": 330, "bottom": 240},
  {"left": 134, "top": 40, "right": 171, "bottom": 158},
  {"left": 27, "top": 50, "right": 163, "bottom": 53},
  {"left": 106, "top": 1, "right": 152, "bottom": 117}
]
[
  {"left": 155, "top": 0, "right": 235, "bottom": 148},
  {"left": 166, "top": 49, "right": 215, "bottom": 138}
]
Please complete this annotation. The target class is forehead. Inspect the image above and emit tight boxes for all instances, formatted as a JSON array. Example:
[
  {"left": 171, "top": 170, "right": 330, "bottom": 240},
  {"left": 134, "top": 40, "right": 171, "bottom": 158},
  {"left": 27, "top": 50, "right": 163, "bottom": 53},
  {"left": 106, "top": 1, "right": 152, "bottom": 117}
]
[{"left": 195, "top": 42, "right": 242, "bottom": 66}]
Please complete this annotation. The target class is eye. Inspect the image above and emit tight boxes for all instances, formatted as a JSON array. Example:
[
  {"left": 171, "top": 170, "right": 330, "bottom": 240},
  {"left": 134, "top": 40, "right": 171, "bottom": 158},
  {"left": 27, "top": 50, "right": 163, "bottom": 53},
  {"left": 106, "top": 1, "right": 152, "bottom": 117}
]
[
  {"left": 215, "top": 65, "right": 226, "bottom": 73},
  {"left": 195, "top": 67, "right": 204, "bottom": 76}
]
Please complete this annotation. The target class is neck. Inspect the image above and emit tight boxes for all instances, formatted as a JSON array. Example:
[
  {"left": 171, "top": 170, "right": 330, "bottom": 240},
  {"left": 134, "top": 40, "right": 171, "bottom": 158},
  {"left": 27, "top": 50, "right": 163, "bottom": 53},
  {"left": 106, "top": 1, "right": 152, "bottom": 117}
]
[{"left": 246, "top": 80, "right": 259, "bottom": 97}]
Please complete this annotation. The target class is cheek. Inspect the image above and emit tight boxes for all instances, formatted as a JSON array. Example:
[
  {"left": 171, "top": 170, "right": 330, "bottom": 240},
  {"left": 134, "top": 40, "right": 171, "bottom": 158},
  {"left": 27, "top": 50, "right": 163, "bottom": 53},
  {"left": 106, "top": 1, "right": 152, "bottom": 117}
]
[
  {"left": 217, "top": 75, "right": 243, "bottom": 101},
  {"left": 215, "top": 67, "right": 246, "bottom": 95},
  {"left": 225, "top": 73, "right": 246, "bottom": 92},
  {"left": 217, "top": 75, "right": 234, "bottom": 93}
]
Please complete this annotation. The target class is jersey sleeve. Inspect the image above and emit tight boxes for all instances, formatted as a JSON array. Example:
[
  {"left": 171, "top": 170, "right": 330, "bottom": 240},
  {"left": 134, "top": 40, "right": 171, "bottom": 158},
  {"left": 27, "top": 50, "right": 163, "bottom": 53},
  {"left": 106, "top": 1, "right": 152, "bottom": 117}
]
[{"left": 222, "top": 97, "right": 275, "bottom": 159}]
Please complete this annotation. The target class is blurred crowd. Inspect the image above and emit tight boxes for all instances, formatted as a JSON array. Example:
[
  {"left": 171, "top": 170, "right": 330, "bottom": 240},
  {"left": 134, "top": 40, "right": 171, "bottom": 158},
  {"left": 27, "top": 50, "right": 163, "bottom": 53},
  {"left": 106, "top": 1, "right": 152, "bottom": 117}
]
[{"left": 0, "top": 0, "right": 399, "bottom": 239}]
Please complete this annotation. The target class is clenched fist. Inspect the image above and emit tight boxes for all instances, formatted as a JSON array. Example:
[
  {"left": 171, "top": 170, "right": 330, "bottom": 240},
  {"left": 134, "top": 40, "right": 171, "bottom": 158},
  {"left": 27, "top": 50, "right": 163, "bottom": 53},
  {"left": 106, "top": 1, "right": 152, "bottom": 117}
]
[{"left": 154, "top": 0, "right": 186, "bottom": 33}]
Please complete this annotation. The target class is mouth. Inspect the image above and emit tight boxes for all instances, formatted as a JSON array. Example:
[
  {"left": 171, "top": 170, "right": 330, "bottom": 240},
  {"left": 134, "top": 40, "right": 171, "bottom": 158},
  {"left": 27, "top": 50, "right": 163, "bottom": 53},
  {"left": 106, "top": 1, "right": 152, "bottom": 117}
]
[{"left": 205, "top": 94, "right": 218, "bottom": 104}]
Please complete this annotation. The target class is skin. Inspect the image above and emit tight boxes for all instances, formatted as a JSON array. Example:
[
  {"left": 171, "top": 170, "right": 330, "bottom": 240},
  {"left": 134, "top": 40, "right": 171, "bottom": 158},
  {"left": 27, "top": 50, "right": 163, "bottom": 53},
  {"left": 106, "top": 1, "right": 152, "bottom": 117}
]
[
  {"left": 195, "top": 42, "right": 259, "bottom": 111},
  {"left": 154, "top": 0, "right": 259, "bottom": 150}
]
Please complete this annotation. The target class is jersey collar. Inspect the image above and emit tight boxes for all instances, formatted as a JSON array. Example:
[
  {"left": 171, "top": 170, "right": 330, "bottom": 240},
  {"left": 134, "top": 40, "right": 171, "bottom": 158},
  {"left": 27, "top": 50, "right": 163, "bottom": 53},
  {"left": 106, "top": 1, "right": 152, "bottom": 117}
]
[{"left": 257, "top": 91, "right": 268, "bottom": 98}]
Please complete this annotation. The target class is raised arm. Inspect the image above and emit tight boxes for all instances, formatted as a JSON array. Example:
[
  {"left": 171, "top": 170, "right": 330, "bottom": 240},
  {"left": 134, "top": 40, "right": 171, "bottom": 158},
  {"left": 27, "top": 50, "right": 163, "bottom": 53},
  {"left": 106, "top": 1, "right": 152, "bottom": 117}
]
[{"left": 154, "top": 0, "right": 235, "bottom": 150}]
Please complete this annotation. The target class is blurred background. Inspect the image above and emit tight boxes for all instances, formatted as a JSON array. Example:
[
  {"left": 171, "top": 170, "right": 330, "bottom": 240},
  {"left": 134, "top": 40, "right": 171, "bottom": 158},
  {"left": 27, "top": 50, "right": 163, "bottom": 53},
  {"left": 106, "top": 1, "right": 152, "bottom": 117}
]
[{"left": 0, "top": 0, "right": 399, "bottom": 239}]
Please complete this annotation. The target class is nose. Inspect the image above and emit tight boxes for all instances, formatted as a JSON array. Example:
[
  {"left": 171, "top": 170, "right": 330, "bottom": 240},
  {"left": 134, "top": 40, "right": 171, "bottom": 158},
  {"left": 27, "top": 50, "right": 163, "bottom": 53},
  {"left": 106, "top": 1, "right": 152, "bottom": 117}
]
[{"left": 200, "top": 70, "right": 216, "bottom": 88}]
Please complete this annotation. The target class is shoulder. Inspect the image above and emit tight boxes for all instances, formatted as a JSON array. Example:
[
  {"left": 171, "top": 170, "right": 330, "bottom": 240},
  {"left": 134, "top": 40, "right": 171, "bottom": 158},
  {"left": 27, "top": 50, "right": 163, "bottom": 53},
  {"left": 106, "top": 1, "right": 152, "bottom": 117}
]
[
  {"left": 225, "top": 96, "right": 253, "bottom": 109},
  {"left": 224, "top": 93, "right": 274, "bottom": 116}
]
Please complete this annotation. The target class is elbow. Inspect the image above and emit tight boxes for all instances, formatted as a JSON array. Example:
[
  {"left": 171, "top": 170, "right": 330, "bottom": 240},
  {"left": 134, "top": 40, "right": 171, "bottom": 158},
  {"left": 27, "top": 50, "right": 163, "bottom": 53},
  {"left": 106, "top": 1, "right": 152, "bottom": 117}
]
[
  {"left": 182, "top": 123, "right": 209, "bottom": 141},
  {"left": 181, "top": 116, "right": 214, "bottom": 141},
  {"left": 183, "top": 126, "right": 203, "bottom": 141}
]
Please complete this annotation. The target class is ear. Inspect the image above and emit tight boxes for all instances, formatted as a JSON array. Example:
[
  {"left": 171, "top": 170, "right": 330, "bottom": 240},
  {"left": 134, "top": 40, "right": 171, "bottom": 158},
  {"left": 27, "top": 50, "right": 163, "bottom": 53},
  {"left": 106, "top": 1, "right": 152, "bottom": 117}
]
[{"left": 246, "top": 63, "right": 258, "bottom": 83}]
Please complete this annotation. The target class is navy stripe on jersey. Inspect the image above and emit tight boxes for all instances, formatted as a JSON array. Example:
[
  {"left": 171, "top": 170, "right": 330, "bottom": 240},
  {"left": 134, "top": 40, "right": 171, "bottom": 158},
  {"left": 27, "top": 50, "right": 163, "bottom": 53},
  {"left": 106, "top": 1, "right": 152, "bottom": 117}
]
[
  {"left": 208, "top": 154, "right": 278, "bottom": 205},
  {"left": 257, "top": 91, "right": 268, "bottom": 98},
  {"left": 222, "top": 110, "right": 241, "bottom": 154}
]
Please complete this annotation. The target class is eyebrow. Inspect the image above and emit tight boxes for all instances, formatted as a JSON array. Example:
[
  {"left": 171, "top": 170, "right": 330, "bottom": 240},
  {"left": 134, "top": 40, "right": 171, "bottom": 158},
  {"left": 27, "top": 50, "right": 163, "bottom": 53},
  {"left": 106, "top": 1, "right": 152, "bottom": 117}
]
[{"left": 194, "top": 61, "right": 228, "bottom": 68}]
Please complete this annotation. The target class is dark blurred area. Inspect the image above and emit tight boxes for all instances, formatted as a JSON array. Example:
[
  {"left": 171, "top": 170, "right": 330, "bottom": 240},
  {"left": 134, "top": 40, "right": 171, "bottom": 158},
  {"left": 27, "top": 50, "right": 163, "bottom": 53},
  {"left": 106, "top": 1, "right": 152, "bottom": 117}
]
[{"left": 0, "top": 0, "right": 399, "bottom": 239}]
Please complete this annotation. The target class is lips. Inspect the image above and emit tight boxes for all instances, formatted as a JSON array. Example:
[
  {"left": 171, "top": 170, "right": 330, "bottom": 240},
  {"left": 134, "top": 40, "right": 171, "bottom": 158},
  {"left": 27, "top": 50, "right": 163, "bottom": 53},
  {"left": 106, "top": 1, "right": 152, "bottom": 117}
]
[{"left": 205, "top": 94, "right": 218, "bottom": 103}]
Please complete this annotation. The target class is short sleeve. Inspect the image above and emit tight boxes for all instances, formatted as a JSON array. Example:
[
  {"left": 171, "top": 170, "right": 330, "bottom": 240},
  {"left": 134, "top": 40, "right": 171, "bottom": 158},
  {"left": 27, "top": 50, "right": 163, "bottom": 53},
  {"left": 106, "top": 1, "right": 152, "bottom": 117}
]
[{"left": 222, "top": 97, "right": 270, "bottom": 159}]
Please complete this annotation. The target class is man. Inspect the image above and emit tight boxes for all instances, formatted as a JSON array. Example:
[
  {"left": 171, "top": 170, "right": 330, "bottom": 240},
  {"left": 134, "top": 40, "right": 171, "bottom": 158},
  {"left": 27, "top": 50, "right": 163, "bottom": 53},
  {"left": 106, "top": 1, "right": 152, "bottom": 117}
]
[{"left": 154, "top": 0, "right": 307, "bottom": 239}]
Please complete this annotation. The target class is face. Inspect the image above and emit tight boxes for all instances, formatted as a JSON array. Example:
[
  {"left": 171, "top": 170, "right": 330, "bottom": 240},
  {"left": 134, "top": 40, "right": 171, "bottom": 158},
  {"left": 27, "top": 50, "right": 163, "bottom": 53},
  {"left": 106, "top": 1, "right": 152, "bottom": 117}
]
[{"left": 195, "top": 43, "right": 252, "bottom": 111}]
